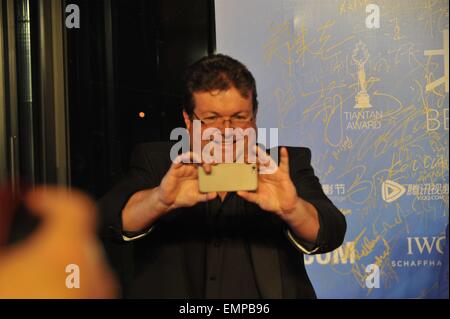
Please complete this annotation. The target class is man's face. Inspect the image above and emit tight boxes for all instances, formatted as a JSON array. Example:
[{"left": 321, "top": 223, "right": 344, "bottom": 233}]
[{"left": 183, "top": 86, "right": 256, "bottom": 162}]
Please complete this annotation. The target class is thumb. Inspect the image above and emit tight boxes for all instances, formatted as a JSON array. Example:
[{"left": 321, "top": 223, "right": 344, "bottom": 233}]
[{"left": 24, "top": 186, "right": 97, "bottom": 234}]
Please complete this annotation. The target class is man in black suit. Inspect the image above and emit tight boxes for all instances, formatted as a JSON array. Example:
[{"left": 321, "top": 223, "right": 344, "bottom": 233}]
[{"left": 99, "top": 54, "right": 346, "bottom": 298}]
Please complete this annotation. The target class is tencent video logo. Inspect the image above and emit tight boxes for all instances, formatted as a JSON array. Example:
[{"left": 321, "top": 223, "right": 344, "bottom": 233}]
[
  {"left": 382, "top": 180, "right": 448, "bottom": 203},
  {"left": 381, "top": 180, "right": 406, "bottom": 203}
]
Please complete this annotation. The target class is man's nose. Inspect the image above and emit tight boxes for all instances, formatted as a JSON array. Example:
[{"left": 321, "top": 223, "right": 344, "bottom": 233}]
[
  {"left": 222, "top": 119, "right": 232, "bottom": 129},
  {"left": 220, "top": 121, "right": 234, "bottom": 141},
  {"left": 217, "top": 118, "right": 232, "bottom": 133}
]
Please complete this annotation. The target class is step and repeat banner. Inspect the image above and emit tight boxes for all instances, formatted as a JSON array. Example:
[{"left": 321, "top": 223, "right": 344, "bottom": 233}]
[{"left": 216, "top": 0, "right": 449, "bottom": 298}]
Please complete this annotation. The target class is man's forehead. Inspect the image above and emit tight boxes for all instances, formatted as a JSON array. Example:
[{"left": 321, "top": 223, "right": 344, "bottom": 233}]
[
  {"left": 193, "top": 90, "right": 253, "bottom": 114},
  {"left": 193, "top": 87, "right": 251, "bottom": 102},
  {"left": 201, "top": 89, "right": 225, "bottom": 96}
]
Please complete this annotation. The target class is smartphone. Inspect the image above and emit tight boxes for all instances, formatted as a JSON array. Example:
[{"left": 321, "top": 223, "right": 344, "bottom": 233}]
[{"left": 198, "top": 163, "right": 258, "bottom": 193}]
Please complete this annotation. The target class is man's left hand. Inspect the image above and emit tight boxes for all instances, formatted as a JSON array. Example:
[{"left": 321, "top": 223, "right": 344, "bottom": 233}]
[{"left": 237, "top": 146, "right": 319, "bottom": 243}]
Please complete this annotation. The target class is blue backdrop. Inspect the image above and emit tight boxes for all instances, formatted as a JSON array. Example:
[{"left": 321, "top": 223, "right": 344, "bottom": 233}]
[{"left": 215, "top": 0, "right": 449, "bottom": 298}]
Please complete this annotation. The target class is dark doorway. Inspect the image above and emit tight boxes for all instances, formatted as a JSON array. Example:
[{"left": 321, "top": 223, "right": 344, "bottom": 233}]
[{"left": 66, "top": 0, "right": 216, "bottom": 198}]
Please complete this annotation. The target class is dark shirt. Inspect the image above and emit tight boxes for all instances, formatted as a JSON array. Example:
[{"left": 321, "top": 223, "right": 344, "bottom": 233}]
[
  {"left": 98, "top": 141, "right": 346, "bottom": 298},
  {"left": 204, "top": 194, "right": 261, "bottom": 298}
]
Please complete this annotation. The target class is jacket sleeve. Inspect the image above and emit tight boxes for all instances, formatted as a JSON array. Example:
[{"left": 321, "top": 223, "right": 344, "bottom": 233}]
[
  {"left": 97, "top": 144, "right": 169, "bottom": 290},
  {"left": 285, "top": 146, "right": 347, "bottom": 255},
  {"left": 97, "top": 144, "right": 162, "bottom": 243}
]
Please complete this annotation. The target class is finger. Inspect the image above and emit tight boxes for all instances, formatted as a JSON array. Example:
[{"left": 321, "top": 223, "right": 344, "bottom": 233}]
[
  {"left": 172, "top": 153, "right": 186, "bottom": 168},
  {"left": 246, "top": 144, "right": 257, "bottom": 164},
  {"left": 258, "top": 158, "right": 271, "bottom": 167},
  {"left": 234, "top": 139, "right": 246, "bottom": 163},
  {"left": 188, "top": 152, "right": 204, "bottom": 164},
  {"left": 254, "top": 145, "right": 273, "bottom": 165},
  {"left": 202, "top": 162, "right": 213, "bottom": 174},
  {"left": 254, "top": 145, "right": 278, "bottom": 174},
  {"left": 166, "top": 160, "right": 198, "bottom": 180},
  {"left": 24, "top": 186, "right": 97, "bottom": 232},
  {"left": 279, "top": 147, "right": 290, "bottom": 173},
  {"left": 202, "top": 143, "right": 220, "bottom": 165},
  {"left": 197, "top": 192, "right": 217, "bottom": 202},
  {"left": 237, "top": 191, "right": 259, "bottom": 205},
  {"left": 172, "top": 152, "right": 202, "bottom": 167}
]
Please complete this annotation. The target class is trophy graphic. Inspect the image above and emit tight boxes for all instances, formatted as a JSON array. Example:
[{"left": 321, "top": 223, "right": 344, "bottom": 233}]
[{"left": 352, "top": 41, "right": 372, "bottom": 109}]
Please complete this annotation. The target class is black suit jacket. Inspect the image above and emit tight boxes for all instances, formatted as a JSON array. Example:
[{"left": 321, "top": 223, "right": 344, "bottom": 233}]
[{"left": 98, "top": 141, "right": 346, "bottom": 298}]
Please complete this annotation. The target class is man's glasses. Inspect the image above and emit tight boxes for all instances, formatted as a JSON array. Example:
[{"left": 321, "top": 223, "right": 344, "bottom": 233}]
[{"left": 192, "top": 111, "right": 254, "bottom": 128}]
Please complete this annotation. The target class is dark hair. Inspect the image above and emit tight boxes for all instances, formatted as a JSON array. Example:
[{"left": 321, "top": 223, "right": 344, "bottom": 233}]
[{"left": 182, "top": 54, "right": 258, "bottom": 117}]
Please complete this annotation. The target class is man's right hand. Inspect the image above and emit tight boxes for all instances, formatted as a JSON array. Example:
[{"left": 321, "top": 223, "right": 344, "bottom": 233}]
[
  {"left": 121, "top": 152, "right": 217, "bottom": 234},
  {"left": 157, "top": 152, "right": 217, "bottom": 211}
]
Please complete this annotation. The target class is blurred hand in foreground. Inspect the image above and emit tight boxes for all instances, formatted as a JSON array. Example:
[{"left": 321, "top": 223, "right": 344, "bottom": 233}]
[{"left": 0, "top": 186, "right": 118, "bottom": 298}]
